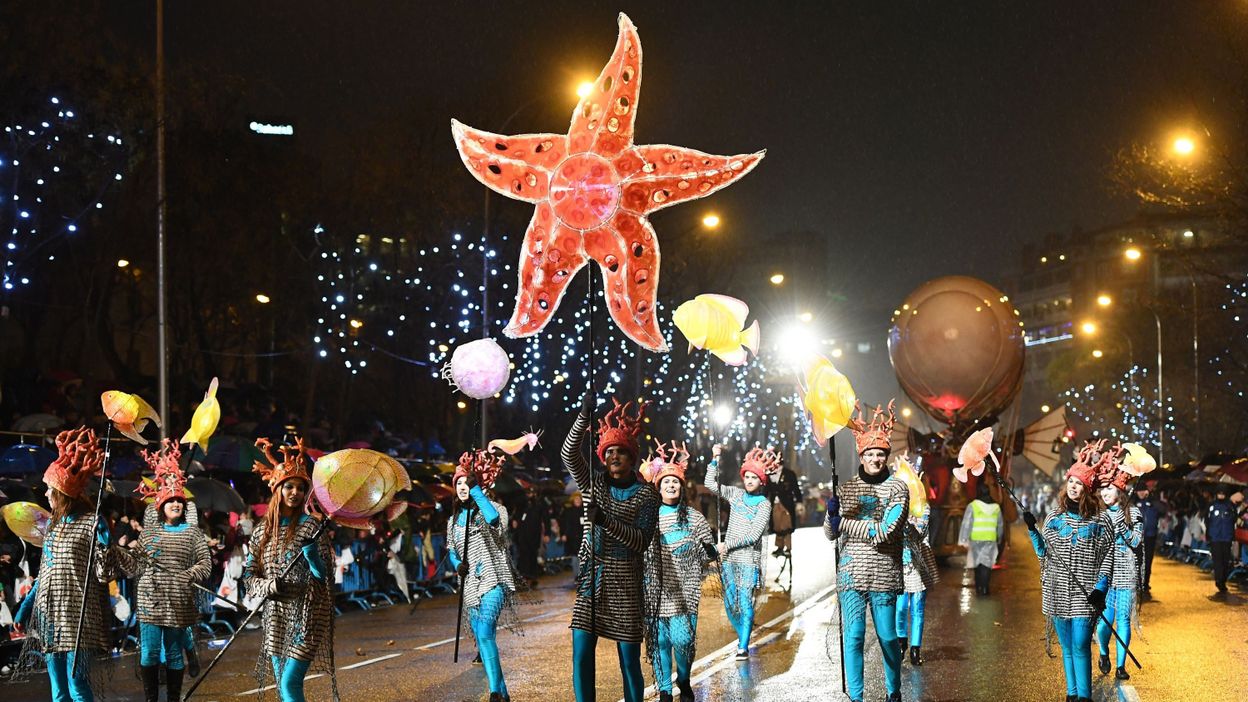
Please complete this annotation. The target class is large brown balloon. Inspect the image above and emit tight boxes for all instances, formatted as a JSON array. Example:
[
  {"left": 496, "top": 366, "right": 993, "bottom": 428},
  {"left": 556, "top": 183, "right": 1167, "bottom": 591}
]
[{"left": 888, "top": 276, "right": 1026, "bottom": 428}]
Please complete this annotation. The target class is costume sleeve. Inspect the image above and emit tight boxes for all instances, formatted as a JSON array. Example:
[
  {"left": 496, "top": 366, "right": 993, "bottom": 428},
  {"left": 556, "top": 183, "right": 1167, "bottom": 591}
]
[
  {"left": 957, "top": 507, "right": 974, "bottom": 547},
  {"left": 725, "top": 498, "right": 771, "bottom": 551},
  {"left": 447, "top": 514, "right": 461, "bottom": 569},
  {"left": 1094, "top": 514, "right": 1114, "bottom": 590},
  {"left": 469, "top": 486, "right": 500, "bottom": 526},
  {"left": 242, "top": 525, "right": 277, "bottom": 597},
  {"left": 111, "top": 540, "right": 144, "bottom": 578},
  {"left": 1029, "top": 514, "right": 1053, "bottom": 559},
  {"left": 823, "top": 484, "right": 842, "bottom": 541},
  {"left": 704, "top": 458, "right": 743, "bottom": 502},
  {"left": 913, "top": 504, "right": 931, "bottom": 539},
  {"left": 839, "top": 482, "right": 908, "bottom": 544},
  {"left": 692, "top": 511, "right": 715, "bottom": 567},
  {"left": 185, "top": 531, "right": 213, "bottom": 583},
  {"left": 602, "top": 487, "right": 658, "bottom": 555},
  {"left": 562, "top": 411, "right": 592, "bottom": 494}
]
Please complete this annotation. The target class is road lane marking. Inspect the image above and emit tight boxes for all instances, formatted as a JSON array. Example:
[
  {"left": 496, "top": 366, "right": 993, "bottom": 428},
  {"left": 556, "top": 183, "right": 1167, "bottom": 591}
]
[
  {"left": 236, "top": 673, "right": 324, "bottom": 696},
  {"left": 414, "top": 636, "right": 457, "bottom": 650},
  {"left": 339, "top": 652, "right": 402, "bottom": 670},
  {"left": 1118, "top": 685, "right": 1142, "bottom": 702}
]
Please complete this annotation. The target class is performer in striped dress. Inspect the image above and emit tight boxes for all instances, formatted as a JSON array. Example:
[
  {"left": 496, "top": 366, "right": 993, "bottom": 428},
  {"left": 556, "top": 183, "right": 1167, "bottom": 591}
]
[
  {"left": 243, "top": 438, "right": 337, "bottom": 702},
  {"left": 1022, "top": 440, "right": 1115, "bottom": 702},
  {"left": 562, "top": 395, "right": 659, "bottom": 702},
  {"left": 1096, "top": 458, "right": 1143, "bottom": 682},
  {"left": 895, "top": 467, "right": 938, "bottom": 667},
  {"left": 15, "top": 427, "right": 114, "bottom": 702},
  {"left": 824, "top": 401, "right": 908, "bottom": 702},
  {"left": 448, "top": 449, "right": 519, "bottom": 702},
  {"left": 640, "top": 441, "right": 716, "bottom": 702},
  {"left": 706, "top": 444, "right": 773, "bottom": 660},
  {"left": 115, "top": 439, "right": 212, "bottom": 702}
]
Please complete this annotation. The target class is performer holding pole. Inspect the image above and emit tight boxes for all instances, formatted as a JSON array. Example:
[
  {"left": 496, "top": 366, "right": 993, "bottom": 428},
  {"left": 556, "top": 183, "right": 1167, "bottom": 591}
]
[
  {"left": 14, "top": 428, "right": 114, "bottom": 702},
  {"left": 114, "top": 439, "right": 212, "bottom": 702},
  {"left": 241, "top": 438, "right": 337, "bottom": 702},
  {"left": 448, "top": 449, "right": 520, "bottom": 702},
  {"left": 1022, "top": 440, "right": 1115, "bottom": 702},
  {"left": 706, "top": 444, "right": 773, "bottom": 661},
  {"left": 1096, "top": 460, "right": 1143, "bottom": 681},
  {"left": 562, "top": 395, "right": 659, "bottom": 702},
  {"left": 640, "top": 441, "right": 716, "bottom": 702},
  {"left": 823, "top": 401, "right": 907, "bottom": 702}
]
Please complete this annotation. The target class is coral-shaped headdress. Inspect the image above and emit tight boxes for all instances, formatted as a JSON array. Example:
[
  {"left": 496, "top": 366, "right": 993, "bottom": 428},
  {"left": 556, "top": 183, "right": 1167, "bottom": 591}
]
[
  {"left": 1067, "top": 439, "right": 1123, "bottom": 489},
  {"left": 850, "top": 400, "right": 896, "bottom": 455},
  {"left": 740, "top": 447, "right": 780, "bottom": 485},
  {"left": 640, "top": 440, "right": 689, "bottom": 487},
  {"left": 136, "top": 438, "right": 188, "bottom": 509},
  {"left": 453, "top": 449, "right": 506, "bottom": 489},
  {"left": 252, "top": 437, "right": 311, "bottom": 491},
  {"left": 595, "top": 398, "right": 648, "bottom": 463},
  {"left": 43, "top": 426, "right": 104, "bottom": 499}
]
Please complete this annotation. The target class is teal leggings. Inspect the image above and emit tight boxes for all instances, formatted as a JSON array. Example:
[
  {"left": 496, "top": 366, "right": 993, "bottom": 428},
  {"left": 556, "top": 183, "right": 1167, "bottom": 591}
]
[
  {"left": 840, "top": 590, "right": 901, "bottom": 701},
  {"left": 269, "top": 656, "right": 312, "bottom": 702},
  {"left": 44, "top": 652, "right": 92, "bottom": 702},
  {"left": 1095, "top": 588, "right": 1133, "bottom": 668},
  {"left": 139, "top": 622, "right": 187, "bottom": 669},
  {"left": 1052, "top": 617, "right": 1094, "bottom": 698},
  {"left": 572, "top": 629, "right": 644, "bottom": 702},
  {"left": 722, "top": 562, "right": 758, "bottom": 650},
  {"left": 651, "top": 614, "right": 697, "bottom": 693},
  {"left": 894, "top": 591, "right": 926, "bottom": 646},
  {"left": 470, "top": 585, "right": 509, "bottom": 696}
]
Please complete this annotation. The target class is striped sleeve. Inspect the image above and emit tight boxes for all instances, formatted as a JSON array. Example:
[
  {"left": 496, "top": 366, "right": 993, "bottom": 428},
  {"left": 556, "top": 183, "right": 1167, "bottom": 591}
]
[{"left": 562, "top": 412, "right": 592, "bottom": 494}]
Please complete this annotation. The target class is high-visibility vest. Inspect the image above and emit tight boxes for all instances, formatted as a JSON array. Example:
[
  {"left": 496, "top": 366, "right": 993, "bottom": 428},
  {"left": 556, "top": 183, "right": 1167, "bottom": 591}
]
[{"left": 969, "top": 501, "right": 1001, "bottom": 541}]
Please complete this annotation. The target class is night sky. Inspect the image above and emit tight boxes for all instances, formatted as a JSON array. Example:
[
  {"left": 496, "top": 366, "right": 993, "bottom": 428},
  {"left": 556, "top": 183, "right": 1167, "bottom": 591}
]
[{"left": 106, "top": 1, "right": 1241, "bottom": 405}]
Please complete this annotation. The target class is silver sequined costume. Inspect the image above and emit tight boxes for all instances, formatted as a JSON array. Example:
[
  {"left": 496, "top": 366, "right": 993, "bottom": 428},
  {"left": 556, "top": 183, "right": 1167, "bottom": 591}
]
[
  {"left": 116, "top": 521, "right": 212, "bottom": 628},
  {"left": 901, "top": 504, "right": 939, "bottom": 593},
  {"left": 1033, "top": 510, "right": 1115, "bottom": 618}
]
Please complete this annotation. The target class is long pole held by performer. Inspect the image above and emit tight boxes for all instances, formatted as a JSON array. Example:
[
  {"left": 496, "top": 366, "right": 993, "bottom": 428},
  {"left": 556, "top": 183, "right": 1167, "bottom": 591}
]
[
  {"left": 70, "top": 424, "right": 112, "bottom": 677},
  {"left": 183, "top": 518, "right": 329, "bottom": 700},
  {"left": 828, "top": 434, "right": 847, "bottom": 696},
  {"left": 453, "top": 503, "right": 475, "bottom": 663}
]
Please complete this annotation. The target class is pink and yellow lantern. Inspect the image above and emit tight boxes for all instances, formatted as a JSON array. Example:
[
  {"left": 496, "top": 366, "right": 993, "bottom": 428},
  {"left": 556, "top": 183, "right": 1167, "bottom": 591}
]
[{"left": 312, "top": 449, "right": 412, "bottom": 530}]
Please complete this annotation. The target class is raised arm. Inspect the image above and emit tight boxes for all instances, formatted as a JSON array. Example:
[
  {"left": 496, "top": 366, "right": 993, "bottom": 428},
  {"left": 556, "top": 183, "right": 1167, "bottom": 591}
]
[
  {"left": 562, "top": 410, "right": 592, "bottom": 494},
  {"left": 704, "top": 445, "right": 743, "bottom": 502},
  {"left": 838, "top": 481, "right": 908, "bottom": 545}
]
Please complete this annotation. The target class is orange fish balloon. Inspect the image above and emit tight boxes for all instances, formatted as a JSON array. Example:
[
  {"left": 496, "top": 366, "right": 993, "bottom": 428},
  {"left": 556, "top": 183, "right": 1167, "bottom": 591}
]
[
  {"left": 101, "top": 390, "right": 162, "bottom": 445},
  {"left": 795, "top": 353, "right": 857, "bottom": 446},
  {"left": 180, "top": 377, "right": 221, "bottom": 453},
  {"left": 487, "top": 430, "right": 543, "bottom": 456}
]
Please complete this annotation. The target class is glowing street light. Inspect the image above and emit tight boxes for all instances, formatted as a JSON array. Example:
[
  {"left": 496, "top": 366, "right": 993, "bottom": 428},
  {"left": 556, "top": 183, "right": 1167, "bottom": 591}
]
[
  {"left": 712, "top": 404, "right": 734, "bottom": 428},
  {"left": 1172, "top": 136, "right": 1195, "bottom": 156},
  {"left": 349, "top": 318, "right": 364, "bottom": 329},
  {"left": 1080, "top": 321, "right": 1098, "bottom": 336},
  {"left": 1096, "top": 294, "right": 1112, "bottom": 307},
  {"left": 1124, "top": 246, "right": 1142, "bottom": 262},
  {"left": 1091, "top": 349, "right": 1104, "bottom": 359},
  {"left": 116, "top": 259, "right": 130, "bottom": 268},
  {"left": 702, "top": 213, "right": 721, "bottom": 229},
  {"left": 1041, "top": 404, "right": 1051, "bottom": 413},
  {"left": 576, "top": 81, "right": 595, "bottom": 99},
  {"left": 255, "top": 293, "right": 271, "bottom": 304},
  {"left": 769, "top": 273, "right": 785, "bottom": 286},
  {"left": 798, "top": 311, "right": 813, "bottom": 323},
  {"left": 777, "top": 324, "right": 817, "bottom": 366},
  {"left": 900, "top": 407, "right": 912, "bottom": 419}
]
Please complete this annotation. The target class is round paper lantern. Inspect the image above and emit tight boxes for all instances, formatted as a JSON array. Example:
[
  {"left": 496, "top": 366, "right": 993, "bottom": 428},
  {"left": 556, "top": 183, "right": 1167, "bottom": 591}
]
[
  {"left": 442, "top": 338, "right": 511, "bottom": 400},
  {"left": 888, "top": 276, "right": 1025, "bottom": 428},
  {"left": 312, "top": 449, "right": 412, "bottom": 529},
  {"left": 1, "top": 501, "right": 52, "bottom": 547}
]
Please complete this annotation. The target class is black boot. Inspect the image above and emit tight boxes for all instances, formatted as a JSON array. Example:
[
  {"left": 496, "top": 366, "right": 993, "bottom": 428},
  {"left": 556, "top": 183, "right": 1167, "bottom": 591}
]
[
  {"left": 676, "top": 679, "right": 694, "bottom": 702},
  {"left": 658, "top": 692, "right": 673, "bottom": 702},
  {"left": 167, "top": 667, "right": 184, "bottom": 702},
  {"left": 186, "top": 642, "right": 201, "bottom": 678},
  {"left": 898, "top": 638, "right": 908, "bottom": 660},
  {"left": 139, "top": 665, "right": 160, "bottom": 702},
  {"left": 1115, "top": 666, "right": 1130, "bottom": 681},
  {"left": 909, "top": 645, "right": 922, "bottom": 666},
  {"left": 885, "top": 693, "right": 901, "bottom": 702},
  {"left": 1097, "top": 653, "right": 1111, "bottom": 675},
  {"left": 1066, "top": 696, "right": 1077, "bottom": 702}
]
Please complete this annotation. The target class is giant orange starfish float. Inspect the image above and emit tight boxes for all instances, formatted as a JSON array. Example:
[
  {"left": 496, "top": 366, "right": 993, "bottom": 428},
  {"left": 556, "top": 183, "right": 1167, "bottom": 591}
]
[{"left": 452, "top": 13, "right": 765, "bottom": 351}]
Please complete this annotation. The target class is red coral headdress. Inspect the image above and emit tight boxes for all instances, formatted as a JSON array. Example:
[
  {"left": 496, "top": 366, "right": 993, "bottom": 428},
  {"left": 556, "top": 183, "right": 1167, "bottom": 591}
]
[
  {"left": 453, "top": 449, "right": 505, "bottom": 489},
  {"left": 136, "top": 438, "right": 187, "bottom": 509},
  {"left": 595, "top": 398, "right": 648, "bottom": 463},
  {"left": 1067, "top": 439, "right": 1123, "bottom": 489},
  {"left": 252, "top": 437, "right": 311, "bottom": 491},
  {"left": 850, "top": 400, "right": 895, "bottom": 455},
  {"left": 640, "top": 440, "right": 689, "bottom": 486},
  {"left": 740, "top": 447, "right": 780, "bottom": 485},
  {"left": 43, "top": 426, "right": 104, "bottom": 499}
]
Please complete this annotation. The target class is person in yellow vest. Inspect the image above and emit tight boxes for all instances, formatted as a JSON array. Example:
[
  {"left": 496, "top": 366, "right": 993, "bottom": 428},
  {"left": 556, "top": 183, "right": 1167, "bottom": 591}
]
[{"left": 959, "top": 482, "right": 1003, "bottom": 595}]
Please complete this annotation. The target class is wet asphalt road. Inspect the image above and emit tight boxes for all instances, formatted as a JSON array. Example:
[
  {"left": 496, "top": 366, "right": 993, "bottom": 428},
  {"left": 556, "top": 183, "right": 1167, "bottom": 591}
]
[{"left": 7, "top": 525, "right": 1246, "bottom": 701}]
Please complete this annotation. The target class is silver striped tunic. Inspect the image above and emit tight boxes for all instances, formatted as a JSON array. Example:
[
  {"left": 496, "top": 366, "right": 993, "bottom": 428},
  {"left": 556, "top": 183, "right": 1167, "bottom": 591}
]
[
  {"left": 901, "top": 504, "right": 939, "bottom": 593},
  {"left": 116, "top": 521, "right": 212, "bottom": 627},
  {"left": 562, "top": 412, "right": 659, "bottom": 643},
  {"left": 824, "top": 476, "right": 908, "bottom": 594},
  {"left": 447, "top": 499, "right": 516, "bottom": 610},
  {"left": 22, "top": 516, "right": 113, "bottom": 654},
  {"left": 1107, "top": 505, "right": 1143, "bottom": 591},
  {"left": 646, "top": 504, "right": 715, "bottom": 618},
  {"left": 1033, "top": 510, "right": 1114, "bottom": 618},
  {"left": 243, "top": 515, "right": 334, "bottom": 661},
  {"left": 704, "top": 460, "right": 771, "bottom": 570}
]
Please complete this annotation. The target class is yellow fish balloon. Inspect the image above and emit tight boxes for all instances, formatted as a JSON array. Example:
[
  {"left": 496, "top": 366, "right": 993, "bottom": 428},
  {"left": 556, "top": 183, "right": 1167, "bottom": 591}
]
[
  {"left": 100, "top": 390, "right": 162, "bottom": 445},
  {"left": 180, "top": 377, "right": 221, "bottom": 453},
  {"left": 796, "top": 353, "right": 857, "bottom": 446},
  {"left": 672, "top": 294, "right": 760, "bottom": 366},
  {"left": 892, "top": 454, "right": 929, "bottom": 519},
  {"left": 1, "top": 501, "right": 52, "bottom": 547}
]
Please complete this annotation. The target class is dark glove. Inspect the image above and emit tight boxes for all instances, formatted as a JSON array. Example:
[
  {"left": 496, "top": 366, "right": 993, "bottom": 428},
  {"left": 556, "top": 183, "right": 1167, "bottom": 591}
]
[
  {"left": 1087, "top": 588, "right": 1106, "bottom": 614},
  {"left": 457, "top": 561, "right": 469, "bottom": 579},
  {"left": 1022, "top": 511, "right": 1038, "bottom": 531},
  {"left": 825, "top": 496, "right": 840, "bottom": 516},
  {"left": 581, "top": 391, "right": 595, "bottom": 418},
  {"left": 585, "top": 505, "right": 606, "bottom": 527},
  {"left": 702, "top": 542, "right": 719, "bottom": 560},
  {"left": 461, "top": 471, "right": 477, "bottom": 490}
]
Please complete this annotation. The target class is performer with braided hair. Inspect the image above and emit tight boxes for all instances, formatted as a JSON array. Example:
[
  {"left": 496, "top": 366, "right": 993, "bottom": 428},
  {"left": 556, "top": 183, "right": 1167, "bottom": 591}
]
[
  {"left": 640, "top": 441, "right": 715, "bottom": 702},
  {"left": 115, "top": 439, "right": 212, "bottom": 702},
  {"left": 824, "top": 401, "right": 908, "bottom": 702},
  {"left": 15, "top": 427, "right": 115, "bottom": 702},
  {"left": 705, "top": 444, "right": 773, "bottom": 661},
  {"left": 1022, "top": 440, "right": 1115, "bottom": 702},
  {"left": 243, "top": 438, "right": 337, "bottom": 702},
  {"left": 561, "top": 395, "right": 659, "bottom": 702},
  {"left": 1096, "top": 455, "right": 1143, "bottom": 681},
  {"left": 448, "top": 449, "right": 521, "bottom": 702}
]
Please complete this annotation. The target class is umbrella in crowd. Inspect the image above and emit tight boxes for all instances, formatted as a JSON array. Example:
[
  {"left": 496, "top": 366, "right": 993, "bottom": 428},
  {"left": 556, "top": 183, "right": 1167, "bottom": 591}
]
[
  {"left": 0, "top": 443, "right": 57, "bottom": 475},
  {"left": 186, "top": 477, "right": 248, "bottom": 513}
]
